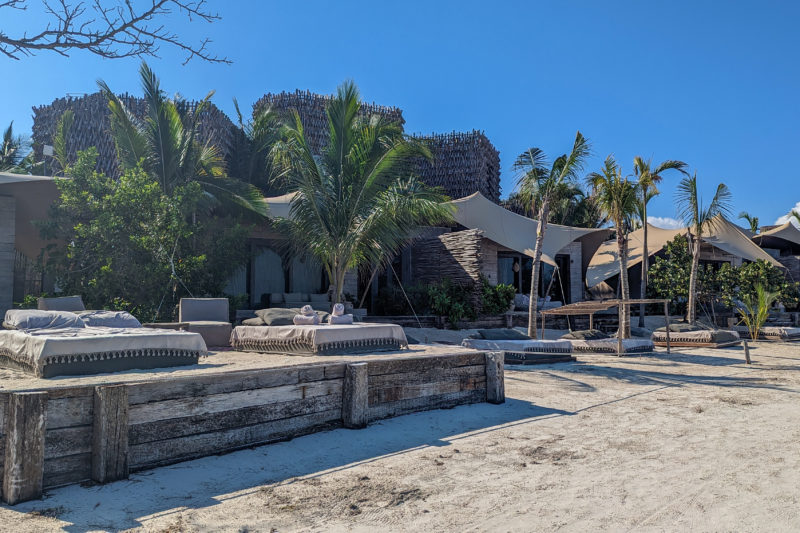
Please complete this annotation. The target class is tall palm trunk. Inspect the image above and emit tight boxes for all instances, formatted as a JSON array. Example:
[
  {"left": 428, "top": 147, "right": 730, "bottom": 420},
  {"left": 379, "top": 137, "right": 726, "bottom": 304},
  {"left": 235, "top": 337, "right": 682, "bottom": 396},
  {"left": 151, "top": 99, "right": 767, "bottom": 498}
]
[
  {"left": 527, "top": 201, "right": 550, "bottom": 339},
  {"left": 687, "top": 233, "right": 701, "bottom": 324},
  {"left": 638, "top": 205, "right": 648, "bottom": 328},
  {"left": 617, "top": 229, "right": 631, "bottom": 338}
]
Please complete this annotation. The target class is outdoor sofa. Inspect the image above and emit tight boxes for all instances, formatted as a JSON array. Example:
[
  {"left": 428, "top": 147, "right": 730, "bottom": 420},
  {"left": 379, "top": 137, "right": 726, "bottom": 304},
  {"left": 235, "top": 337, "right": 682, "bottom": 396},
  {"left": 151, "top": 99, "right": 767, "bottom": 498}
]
[
  {"left": 651, "top": 324, "right": 741, "bottom": 348},
  {"left": 1, "top": 309, "right": 207, "bottom": 378},
  {"left": 730, "top": 325, "right": 800, "bottom": 342}
]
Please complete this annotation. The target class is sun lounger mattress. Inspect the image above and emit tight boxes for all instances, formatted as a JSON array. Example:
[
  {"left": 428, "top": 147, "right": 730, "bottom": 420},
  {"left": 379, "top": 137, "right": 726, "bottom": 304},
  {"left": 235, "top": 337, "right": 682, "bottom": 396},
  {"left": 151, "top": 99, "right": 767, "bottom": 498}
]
[
  {"left": 460, "top": 338, "right": 573, "bottom": 353},
  {"left": 230, "top": 323, "right": 409, "bottom": 355},
  {"left": 568, "top": 338, "right": 654, "bottom": 354},
  {"left": 0, "top": 327, "right": 207, "bottom": 377},
  {"left": 651, "top": 329, "right": 740, "bottom": 344}
]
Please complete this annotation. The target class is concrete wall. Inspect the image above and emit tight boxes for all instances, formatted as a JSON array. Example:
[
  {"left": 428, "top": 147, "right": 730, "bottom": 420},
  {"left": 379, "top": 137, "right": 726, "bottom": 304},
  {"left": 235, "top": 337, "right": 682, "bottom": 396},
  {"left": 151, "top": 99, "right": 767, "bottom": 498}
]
[{"left": 0, "top": 195, "right": 15, "bottom": 316}]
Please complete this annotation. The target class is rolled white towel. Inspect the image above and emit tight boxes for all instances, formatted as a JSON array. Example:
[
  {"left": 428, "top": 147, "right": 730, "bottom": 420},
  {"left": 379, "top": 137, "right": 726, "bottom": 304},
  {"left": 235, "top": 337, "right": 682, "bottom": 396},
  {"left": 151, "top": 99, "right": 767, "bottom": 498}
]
[
  {"left": 328, "top": 313, "right": 353, "bottom": 325},
  {"left": 332, "top": 302, "right": 345, "bottom": 317},
  {"left": 293, "top": 313, "right": 319, "bottom": 325},
  {"left": 300, "top": 305, "right": 315, "bottom": 316}
]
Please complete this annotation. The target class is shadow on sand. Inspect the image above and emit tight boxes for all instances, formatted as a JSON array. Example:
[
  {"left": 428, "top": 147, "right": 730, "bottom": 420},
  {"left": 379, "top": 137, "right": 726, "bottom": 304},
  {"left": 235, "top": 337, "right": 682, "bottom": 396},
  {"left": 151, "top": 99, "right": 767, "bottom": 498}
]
[{"left": 10, "top": 398, "right": 568, "bottom": 531}]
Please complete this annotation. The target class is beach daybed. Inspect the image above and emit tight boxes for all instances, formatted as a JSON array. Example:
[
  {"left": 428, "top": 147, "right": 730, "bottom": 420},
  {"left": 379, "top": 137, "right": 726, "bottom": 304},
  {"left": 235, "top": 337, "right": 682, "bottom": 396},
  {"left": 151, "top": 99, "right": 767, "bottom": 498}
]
[
  {"left": 230, "top": 323, "right": 408, "bottom": 355},
  {"left": 1, "top": 309, "right": 207, "bottom": 378},
  {"left": 651, "top": 324, "right": 741, "bottom": 348},
  {"left": 461, "top": 329, "right": 574, "bottom": 364},
  {"left": 560, "top": 330, "right": 654, "bottom": 354},
  {"left": 730, "top": 325, "right": 800, "bottom": 342}
]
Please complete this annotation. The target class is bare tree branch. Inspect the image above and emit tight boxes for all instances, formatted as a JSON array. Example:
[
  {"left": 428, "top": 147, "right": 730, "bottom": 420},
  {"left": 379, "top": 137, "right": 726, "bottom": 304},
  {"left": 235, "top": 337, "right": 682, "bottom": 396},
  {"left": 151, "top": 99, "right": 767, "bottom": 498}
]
[{"left": 0, "top": 0, "right": 230, "bottom": 63}]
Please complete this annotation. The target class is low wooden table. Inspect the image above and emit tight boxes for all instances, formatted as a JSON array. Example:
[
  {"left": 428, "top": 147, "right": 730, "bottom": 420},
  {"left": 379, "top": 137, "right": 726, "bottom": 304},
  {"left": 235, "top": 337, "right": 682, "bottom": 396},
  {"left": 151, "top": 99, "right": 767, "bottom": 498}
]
[{"left": 142, "top": 322, "right": 189, "bottom": 331}]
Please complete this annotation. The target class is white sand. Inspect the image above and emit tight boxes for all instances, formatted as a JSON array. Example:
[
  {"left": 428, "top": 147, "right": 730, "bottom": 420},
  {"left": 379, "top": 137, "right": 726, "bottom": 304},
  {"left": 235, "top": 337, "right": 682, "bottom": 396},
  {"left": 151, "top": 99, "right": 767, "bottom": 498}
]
[{"left": 4, "top": 341, "right": 800, "bottom": 531}]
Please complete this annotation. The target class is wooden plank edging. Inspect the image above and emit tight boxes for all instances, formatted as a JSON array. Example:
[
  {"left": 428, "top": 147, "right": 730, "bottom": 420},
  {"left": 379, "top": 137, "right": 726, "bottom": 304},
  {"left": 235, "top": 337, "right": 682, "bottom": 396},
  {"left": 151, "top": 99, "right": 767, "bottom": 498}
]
[{"left": 2, "top": 392, "right": 47, "bottom": 505}]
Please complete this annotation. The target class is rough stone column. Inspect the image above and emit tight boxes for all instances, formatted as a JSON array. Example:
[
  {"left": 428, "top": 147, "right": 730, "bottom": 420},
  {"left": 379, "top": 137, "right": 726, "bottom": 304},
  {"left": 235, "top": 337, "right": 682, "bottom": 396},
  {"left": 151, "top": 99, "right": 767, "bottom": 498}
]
[{"left": 0, "top": 195, "right": 15, "bottom": 316}]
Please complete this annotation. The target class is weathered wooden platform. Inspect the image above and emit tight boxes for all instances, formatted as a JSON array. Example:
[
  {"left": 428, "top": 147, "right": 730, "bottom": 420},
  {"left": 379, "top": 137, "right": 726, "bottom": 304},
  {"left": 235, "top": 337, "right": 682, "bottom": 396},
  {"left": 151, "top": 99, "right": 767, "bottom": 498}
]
[{"left": 0, "top": 346, "right": 503, "bottom": 504}]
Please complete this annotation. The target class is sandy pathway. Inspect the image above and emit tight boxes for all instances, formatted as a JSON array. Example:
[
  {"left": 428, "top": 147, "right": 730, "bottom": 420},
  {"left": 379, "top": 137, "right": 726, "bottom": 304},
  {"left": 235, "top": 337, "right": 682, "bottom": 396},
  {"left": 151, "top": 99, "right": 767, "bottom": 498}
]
[{"left": 3, "top": 342, "right": 800, "bottom": 532}]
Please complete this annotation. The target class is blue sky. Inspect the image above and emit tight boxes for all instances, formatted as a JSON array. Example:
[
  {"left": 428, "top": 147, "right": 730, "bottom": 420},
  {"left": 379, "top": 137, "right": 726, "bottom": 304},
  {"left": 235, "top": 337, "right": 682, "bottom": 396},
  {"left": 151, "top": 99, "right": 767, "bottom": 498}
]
[{"left": 3, "top": 0, "right": 799, "bottom": 226}]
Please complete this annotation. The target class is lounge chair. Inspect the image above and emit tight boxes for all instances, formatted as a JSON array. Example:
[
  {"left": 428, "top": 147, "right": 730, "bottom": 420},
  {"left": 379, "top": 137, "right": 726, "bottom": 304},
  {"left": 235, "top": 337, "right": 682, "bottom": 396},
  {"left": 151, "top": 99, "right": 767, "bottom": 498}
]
[
  {"left": 730, "top": 325, "right": 800, "bottom": 342},
  {"left": 179, "top": 298, "right": 233, "bottom": 348},
  {"left": 651, "top": 324, "right": 741, "bottom": 348},
  {"left": 1, "top": 309, "right": 206, "bottom": 377},
  {"left": 560, "top": 329, "right": 655, "bottom": 355},
  {"left": 461, "top": 329, "right": 574, "bottom": 365}
]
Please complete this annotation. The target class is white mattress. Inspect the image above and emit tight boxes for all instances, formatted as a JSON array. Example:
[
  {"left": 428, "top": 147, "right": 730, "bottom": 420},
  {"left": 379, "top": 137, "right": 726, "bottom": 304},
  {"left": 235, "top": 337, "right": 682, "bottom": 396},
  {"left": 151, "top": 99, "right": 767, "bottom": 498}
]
[
  {"left": 461, "top": 338, "right": 573, "bottom": 353},
  {"left": 0, "top": 326, "right": 207, "bottom": 374}
]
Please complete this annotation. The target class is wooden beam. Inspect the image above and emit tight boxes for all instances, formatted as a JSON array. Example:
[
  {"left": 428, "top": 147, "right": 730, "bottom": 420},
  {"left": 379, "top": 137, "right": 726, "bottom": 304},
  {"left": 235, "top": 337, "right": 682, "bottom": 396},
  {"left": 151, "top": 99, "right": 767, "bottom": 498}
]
[
  {"left": 664, "top": 301, "right": 671, "bottom": 354},
  {"left": 3, "top": 392, "right": 47, "bottom": 505},
  {"left": 92, "top": 385, "right": 129, "bottom": 484},
  {"left": 342, "top": 363, "right": 368, "bottom": 429},
  {"left": 485, "top": 352, "right": 505, "bottom": 404}
]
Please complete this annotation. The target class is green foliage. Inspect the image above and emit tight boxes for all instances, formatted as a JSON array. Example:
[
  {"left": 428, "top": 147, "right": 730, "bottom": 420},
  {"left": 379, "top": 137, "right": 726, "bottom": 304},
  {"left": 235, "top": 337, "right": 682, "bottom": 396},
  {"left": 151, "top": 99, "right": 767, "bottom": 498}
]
[
  {"left": 53, "top": 110, "right": 74, "bottom": 175},
  {"left": 41, "top": 149, "right": 250, "bottom": 321},
  {"left": 647, "top": 236, "right": 799, "bottom": 313},
  {"left": 1, "top": 121, "right": 31, "bottom": 172},
  {"left": 14, "top": 293, "right": 45, "bottom": 309},
  {"left": 426, "top": 279, "right": 476, "bottom": 328},
  {"left": 647, "top": 237, "right": 692, "bottom": 313},
  {"left": 738, "top": 284, "right": 780, "bottom": 341},
  {"left": 479, "top": 276, "right": 516, "bottom": 315}
]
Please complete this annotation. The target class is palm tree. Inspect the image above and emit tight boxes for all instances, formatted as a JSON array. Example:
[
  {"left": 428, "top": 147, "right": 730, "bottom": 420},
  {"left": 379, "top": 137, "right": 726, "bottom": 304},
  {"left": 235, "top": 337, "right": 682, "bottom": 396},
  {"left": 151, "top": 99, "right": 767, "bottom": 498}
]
[
  {"left": 676, "top": 173, "right": 732, "bottom": 324},
  {"left": 588, "top": 156, "right": 639, "bottom": 338},
  {"left": 98, "top": 62, "right": 267, "bottom": 216},
  {"left": 271, "top": 80, "right": 452, "bottom": 304},
  {"left": 790, "top": 209, "right": 800, "bottom": 227},
  {"left": 514, "top": 132, "right": 591, "bottom": 338},
  {"left": 633, "top": 157, "right": 688, "bottom": 327},
  {"left": 738, "top": 211, "right": 760, "bottom": 234},
  {"left": 229, "top": 98, "right": 285, "bottom": 194},
  {"left": 0, "top": 121, "right": 28, "bottom": 171}
]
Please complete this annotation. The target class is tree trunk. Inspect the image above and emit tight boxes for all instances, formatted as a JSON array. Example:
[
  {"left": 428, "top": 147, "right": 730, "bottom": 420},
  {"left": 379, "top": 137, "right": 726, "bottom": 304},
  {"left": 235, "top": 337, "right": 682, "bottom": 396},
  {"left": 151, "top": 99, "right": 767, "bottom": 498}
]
[
  {"left": 527, "top": 202, "right": 550, "bottom": 339},
  {"left": 617, "top": 229, "right": 631, "bottom": 339},
  {"left": 687, "top": 235, "right": 701, "bottom": 324},
  {"left": 333, "top": 265, "right": 346, "bottom": 305},
  {"left": 638, "top": 204, "right": 647, "bottom": 328}
]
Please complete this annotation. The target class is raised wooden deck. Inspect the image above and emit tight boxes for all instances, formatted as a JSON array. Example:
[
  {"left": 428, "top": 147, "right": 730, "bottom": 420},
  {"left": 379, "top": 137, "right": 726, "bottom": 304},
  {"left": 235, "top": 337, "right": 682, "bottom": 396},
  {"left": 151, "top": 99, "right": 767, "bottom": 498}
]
[{"left": 0, "top": 346, "right": 503, "bottom": 504}]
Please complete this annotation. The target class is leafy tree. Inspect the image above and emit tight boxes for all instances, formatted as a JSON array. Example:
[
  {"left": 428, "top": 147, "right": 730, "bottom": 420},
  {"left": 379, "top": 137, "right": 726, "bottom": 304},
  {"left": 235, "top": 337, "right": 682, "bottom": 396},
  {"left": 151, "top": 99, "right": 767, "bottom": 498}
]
[
  {"left": 633, "top": 156, "right": 687, "bottom": 326},
  {"left": 41, "top": 149, "right": 249, "bottom": 320},
  {"left": 513, "top": 132, "right": 591, "bottom": 337},
  {"left": 228, "top": 99, "right": 285, "bottom": 195},
  {"left": 0, "top": 0, "right": 228, "bottom": 63},
  {"left": 502, "top": 183, "right": 605, "bottom": 228},
  {"left": 1, "top": 121, "right": 28, "bottom": 171},
  {"left": 738, "top": 211, "right": 760, "bottom": 234},
  {"left": 98, "top": 62, "right": 267, "bottom": 217},
  {"left": 676, "top": 173, "right": 732, "bottom": 324},
  {"left": 271, "top": 80, "right": 452, "bottom": 304},
  {"left": 648, "top": 236, "right": 692, "bottom": 313},
  {"left": 588, "top": 156, "right": 639, "bottom": 338}
]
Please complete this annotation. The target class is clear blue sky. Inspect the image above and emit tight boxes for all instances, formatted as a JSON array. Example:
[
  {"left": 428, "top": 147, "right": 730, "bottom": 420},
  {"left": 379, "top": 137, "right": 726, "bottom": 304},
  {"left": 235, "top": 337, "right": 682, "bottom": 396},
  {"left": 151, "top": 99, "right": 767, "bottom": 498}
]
[{"left": 3, "top": 0, "right": 799, "bottom": 226}]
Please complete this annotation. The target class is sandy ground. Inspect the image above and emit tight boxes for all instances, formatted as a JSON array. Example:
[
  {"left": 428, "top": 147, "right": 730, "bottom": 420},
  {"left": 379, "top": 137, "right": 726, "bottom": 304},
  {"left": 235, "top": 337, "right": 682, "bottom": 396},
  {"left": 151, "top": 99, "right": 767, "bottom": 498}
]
[{"left": 3, "top": 340, "right": 800, "bottom": 532}]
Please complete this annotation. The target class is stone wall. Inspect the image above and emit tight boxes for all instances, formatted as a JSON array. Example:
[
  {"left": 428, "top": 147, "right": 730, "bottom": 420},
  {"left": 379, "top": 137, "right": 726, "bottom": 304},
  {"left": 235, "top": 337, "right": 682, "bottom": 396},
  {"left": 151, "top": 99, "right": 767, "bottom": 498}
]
[
  {"left": 412, "top": 229, "right": 484, "bottom": 288},
  {"left": 0, "top": 196, "right": 15, "bottom": 315}
]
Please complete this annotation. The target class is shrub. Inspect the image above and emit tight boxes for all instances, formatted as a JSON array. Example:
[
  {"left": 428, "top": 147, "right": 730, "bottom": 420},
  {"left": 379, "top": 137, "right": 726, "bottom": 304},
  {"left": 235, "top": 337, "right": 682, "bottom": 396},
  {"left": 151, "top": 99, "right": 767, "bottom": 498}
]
[{"left": 479, "top": 275, "right": 516, "bottom": 315}]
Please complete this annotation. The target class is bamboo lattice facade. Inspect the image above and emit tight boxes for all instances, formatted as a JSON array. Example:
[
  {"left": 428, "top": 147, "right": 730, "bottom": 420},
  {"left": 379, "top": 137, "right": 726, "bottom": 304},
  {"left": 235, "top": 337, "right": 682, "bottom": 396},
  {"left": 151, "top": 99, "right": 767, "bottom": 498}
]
[
  {"left": 412, "top": 131, "right": 501, "bottom": 202},
  {"left": 253, "top": 90, "right": 405, "bottom": 154},
  {"left": 32, "top": 92, "right": 236, "bottom": 177}
]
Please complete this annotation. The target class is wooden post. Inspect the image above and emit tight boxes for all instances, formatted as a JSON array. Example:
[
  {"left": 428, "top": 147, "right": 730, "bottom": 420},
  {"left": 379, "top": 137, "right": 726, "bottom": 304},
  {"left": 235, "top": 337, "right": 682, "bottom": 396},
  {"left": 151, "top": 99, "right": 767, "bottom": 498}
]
[
  {"left": 3, "top": 392, "right": 47, "bottom": 505},
  {"left": 617, "top": 304, "right": 623, "bottom": 356},
  {"left": 743, "top": 340, "right": 751, "bottom": 364},
  {"left": 92, "top": 385, "right": 129, "bottom": 483},
  {"left": 342, "top": 363, "right": 368, "bottom": 428},
  {"left": 541, "top": 313, "right": 546, "bottom": 340},
  {"left": 664, "top": 301, "right": 671, "bottom": 354},
  {"left": 589, "top": 313, "right": 594, "bottom": 330},
  {"left": 485, "top": 352, "right": 505, "bottom": 404}
]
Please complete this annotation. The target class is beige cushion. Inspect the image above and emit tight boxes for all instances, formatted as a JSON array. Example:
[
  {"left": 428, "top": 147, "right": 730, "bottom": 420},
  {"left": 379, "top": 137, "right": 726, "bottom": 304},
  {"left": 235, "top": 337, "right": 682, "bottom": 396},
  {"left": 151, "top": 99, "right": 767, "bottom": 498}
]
[
  {"left": 179, "top": 298, "right": 229, "bottom": 322},
  {"left": 270, "top": 293, "right": 284, "bottom": 304},
  {"left": 37, "top": 296, "right": 85, "bottom": 312},
  {"left": 310, "top": 293, "right": 329, "bottom": 303}
]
